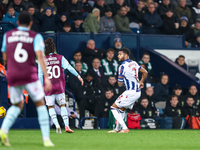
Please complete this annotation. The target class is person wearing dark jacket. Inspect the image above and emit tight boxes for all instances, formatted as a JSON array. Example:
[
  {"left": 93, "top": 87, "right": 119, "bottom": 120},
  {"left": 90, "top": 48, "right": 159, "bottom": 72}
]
[
  {"left": 184, "top": 84, "right": 200, "bottom": 107},
  {"left": 78, "top": 72, "right": 104, "bottom": 120},
  {"left": 66, "top": 0, "right": 82, "bottom": 21},
  {"left": 175, "top": 55, "right": 187, "bottom": 70},
  {"left": 67, "top": 61, "right": 85, "bottom": 103},
  {"left": 177, "top": 16, "right": 195, "bottom": 47},
  {"left": 161, "top": 8, "right": 179, "bottom": 35},
  {"left": 97, "top": 88, "right": 117, "bottom": 118},
  {"left": 165, "top": 95, "right": 182, "bottom": 129},
  {"left": 28, "top": 6, "right": 40, "bottom": 32},
  {"left": 142, "top": 2, "right": 163, "bottom": 34},
  {"left": 158, "top": 0, "right": 175, "bottom": 19},
  {"left": 110, "top": 0, "right": 129, "bottom": 16},
  {"left": 154, "top": 74, "right": 169, "bottom": 108},
  {"left": 70, "top": 16, "right": 85, "bottom": 32},
  {"left": 192, "top": 32, "right": 200, "bottom": 47},
  {"left": 54, "top": 0, "right": 68, "bottom": 15},
  {"left": 11, "top": 0, "right": 26, "bottom": 13},
  {"left": 57, "top": 12, "right": 69, "bottom": 31},
  {"left": 82, "top": 0, "right": 93, "bottom": 14},
  {"left": 83, "top": 39, "right": 106, "bottom": 66},
  {"left": 93, "top": 0, "right": 108, "bottom": 17}
]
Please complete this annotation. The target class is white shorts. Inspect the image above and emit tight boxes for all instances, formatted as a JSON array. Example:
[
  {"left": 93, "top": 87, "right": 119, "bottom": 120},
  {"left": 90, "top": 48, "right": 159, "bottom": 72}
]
[
  {"left": 115, "top": 90, "right": 141, "bottom": 109},
  {"left": 9, "top": 80, "right": 45, "bottom": 104},
  {"left": 45, "top": 93, "right": 66, "bottom": 106}
]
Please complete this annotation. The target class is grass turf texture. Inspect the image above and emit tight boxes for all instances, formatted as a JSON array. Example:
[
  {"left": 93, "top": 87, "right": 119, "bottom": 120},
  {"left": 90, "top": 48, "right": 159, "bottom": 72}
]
[{"left": 1, "top": 129, "right": 200, "bottom": 150}]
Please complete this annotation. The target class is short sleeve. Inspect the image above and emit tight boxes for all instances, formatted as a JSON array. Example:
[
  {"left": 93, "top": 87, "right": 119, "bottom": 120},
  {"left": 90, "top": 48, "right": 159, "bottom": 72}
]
[
  {"left": 33, "top": 34, "right": 45, "bottom": 52},
  {"left": 1, "top": 34, "right": 7, "bottom": 52}
]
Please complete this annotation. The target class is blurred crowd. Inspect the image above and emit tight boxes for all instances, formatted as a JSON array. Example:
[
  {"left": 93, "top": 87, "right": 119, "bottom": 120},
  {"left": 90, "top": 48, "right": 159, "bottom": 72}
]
[{"left": 1, "top": 0, "right": 200, "bottom": 47}]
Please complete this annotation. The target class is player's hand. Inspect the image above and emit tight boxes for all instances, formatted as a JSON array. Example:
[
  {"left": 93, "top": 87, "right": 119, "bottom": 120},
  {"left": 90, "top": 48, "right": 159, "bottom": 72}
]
[
  {"left": 79, "top": 77, "right": 84, "bottom": 86},
  {"left": 140, "top": 82, "right": 144, "bottom": 89},
  {"left": 44, "top": 77, "right": 52, "bottom": 92}
]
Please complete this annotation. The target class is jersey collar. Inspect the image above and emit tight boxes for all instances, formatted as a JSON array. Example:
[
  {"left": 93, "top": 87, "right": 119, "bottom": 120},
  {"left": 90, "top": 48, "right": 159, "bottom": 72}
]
[
  {"left": 17, "top": 26, "right": 29, "bottom": 31},
  {"left": 121, "top": 59, "right": 131, "bottom": 65}
]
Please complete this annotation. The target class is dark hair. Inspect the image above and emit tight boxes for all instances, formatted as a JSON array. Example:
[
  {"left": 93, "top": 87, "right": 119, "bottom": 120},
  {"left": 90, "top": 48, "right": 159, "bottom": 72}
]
[
  {"left": 18, "top": 11, "right": 32, "bottom": 26},
  {"left": 108, "top": 75, "right": 116, "bottom": 79},
  {"left": 105, "top": 88, "right": 114, "bottom": 93},
  {"left": 165, "top": 8, "right": 173, "bottom": 13},
  {"left": 141, "top": 97, "right": 148, "bottom": 101},
  {"left": 189, "top": 84, "right": 197, "bottom": 89},
  {"left": 142, "top": 53, "right": 150, "bottom": 57},
  {"left": 138, "top": 0, "right": 145, "bottom": 3},
  {"left": 74, "top": 50, "right": 81, "bottom": 55},
  {"left": 63, "top": 22, "right": 71, "bottom": 27},
  {"left": 28, "top": 5, "right": 35, "bottom": 9},
  {"left": 75, "top": 61, "right": 82, "bottom": 64},
  {"left": 187, "top": 96, "right": 194, "bottom": 100},
  {"left": 178, "top": 55, "right": 185, "bottom": 59},
  {"left": 170, "top": 95, "right": 178, "bottom": 100},
  {"left": 161, "top": 74, "right": 168, "bottom": 79},
  {"left": 8, "top": 5, "right": 14, "bottom": 11},
  {"left": 107, "top": 48, "right": 115, "bottom": 53},
  {"left": 44, "top": 38, "right": 56, "bottom": 55},
  {"left": 119, "top": 47, "right": 130, "bottom": 56}
]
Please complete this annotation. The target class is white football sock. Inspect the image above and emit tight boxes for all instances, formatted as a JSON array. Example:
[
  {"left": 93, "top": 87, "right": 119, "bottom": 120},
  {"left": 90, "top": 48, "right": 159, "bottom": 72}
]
[{"left": 111, "top": 107, "right": 127, "bottom": 130}]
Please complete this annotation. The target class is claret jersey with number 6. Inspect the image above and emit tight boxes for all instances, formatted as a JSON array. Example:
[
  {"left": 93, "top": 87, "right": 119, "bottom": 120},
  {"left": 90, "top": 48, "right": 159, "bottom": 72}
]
[
  {"left": 118, "top": 59, "right": 141, "bottom": 92},
  {"left": 1, "top": 27, "right": 44, "bottom": 86}
]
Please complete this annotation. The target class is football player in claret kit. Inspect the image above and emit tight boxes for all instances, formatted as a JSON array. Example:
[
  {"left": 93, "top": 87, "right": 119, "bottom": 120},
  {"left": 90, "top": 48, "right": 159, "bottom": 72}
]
[
  {"left": 0, "top": 12, "right": 54, "bottom": 147},
  {"left": 107, "top": 47, "right": 148, "bottom": 133},
  {"left": 38, "top": 38, "right": 84, "bottom": 134}
]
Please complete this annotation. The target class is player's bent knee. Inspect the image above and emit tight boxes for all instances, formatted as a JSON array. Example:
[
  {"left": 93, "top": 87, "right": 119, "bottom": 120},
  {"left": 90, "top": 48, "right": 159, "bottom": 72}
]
[
  {"left": 48, "top": 105, "right": 55, "bottom": 109},
  {"left": 59, "top": 104, "right": 65, "bottom": 108},
  {"left": 13, "top": 101, "right": 24, "bottom": 110}
]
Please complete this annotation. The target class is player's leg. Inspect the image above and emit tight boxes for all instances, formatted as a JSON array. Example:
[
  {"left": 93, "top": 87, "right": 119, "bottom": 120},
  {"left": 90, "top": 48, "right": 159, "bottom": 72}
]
[
  {"left": 45, "top": 95, "right": 61, "bottom": 134},
  {"left": 25, "top": 81, "right": 54, "bottom": 147},
  {"left": 0, "top": 86, "right": 24, "bottom": 146},
  {"left": 115, "top": 107, "right": 126, "bottom": 132},
  {"left": 56, "top": 93, "right": 74, "bottom": 133}
]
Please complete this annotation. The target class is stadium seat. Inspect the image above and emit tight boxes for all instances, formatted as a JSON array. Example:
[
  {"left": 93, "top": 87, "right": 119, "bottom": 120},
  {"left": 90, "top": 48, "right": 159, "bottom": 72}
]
[
  {"left": 80, "top": 117, "right": 99, "bottom": 129},
  {"left": 186, "top": 59, "right": 199, "bottom": 76}
]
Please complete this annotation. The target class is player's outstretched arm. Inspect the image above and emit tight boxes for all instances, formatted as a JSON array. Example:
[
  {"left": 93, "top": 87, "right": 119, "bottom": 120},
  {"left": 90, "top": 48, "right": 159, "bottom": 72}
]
[
  {"left": 36, "top": 51, "right": 52, "bottom": 92},
  {"left": 139, "top": 67, "right": 148, "bottom": 88}
]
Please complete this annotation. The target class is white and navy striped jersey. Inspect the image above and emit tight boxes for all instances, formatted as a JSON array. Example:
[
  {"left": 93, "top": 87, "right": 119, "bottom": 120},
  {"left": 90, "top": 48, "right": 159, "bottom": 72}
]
[{"left": 118, "top": 59, "right": 141, "bottom": 91}]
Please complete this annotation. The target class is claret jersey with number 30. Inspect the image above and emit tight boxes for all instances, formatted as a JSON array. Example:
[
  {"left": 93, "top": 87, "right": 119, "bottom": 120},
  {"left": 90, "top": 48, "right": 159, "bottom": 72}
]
[
  {"left": 118, "top": 59, "right": 141, "bottom": 91},
  {"left": 1, "top": 27, "right": 44, "bottom": 86}
]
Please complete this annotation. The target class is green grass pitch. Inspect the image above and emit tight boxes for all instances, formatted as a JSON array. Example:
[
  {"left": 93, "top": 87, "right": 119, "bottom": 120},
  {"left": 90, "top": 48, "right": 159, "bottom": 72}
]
[{"left": 1, "top": 129, "right": 200, "bottom": 150}]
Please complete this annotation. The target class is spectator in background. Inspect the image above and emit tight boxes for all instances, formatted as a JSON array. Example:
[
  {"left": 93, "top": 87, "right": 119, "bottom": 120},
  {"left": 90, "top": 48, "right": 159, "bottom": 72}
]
[
  {"left": 100, "top": 7, "right": 116, "bottom": 33},
  {"left": 113, "top": 6, "right": 132, "bottom": 33},
  {"left": 161, "top": 8, "right": 179, "bottom": 35},
  {"left": 171, "top": 0, "right": 192, "bottom": 7},
  {"left": 62, "top": 23, "right": 71, "bottom": 32},
  {"left": 67, "top": 61, "right": 85, "bottom": 103},
  {"left": 0, "top": 1, "right": 7, "bottom": 21},
  {"left": 184, "top": 84, "right": 200, "bottom": 107},
  {"left": 83, "top": 39, "right": 106, "bottom": 65},
  {"left": 54, "top": 0, "right": 68, "bottom": 15},
  {"left": 158, "top": 0, "right": 175, "bottom": 19},
  {"left": 154, "top": 74, "right": 169, "bottom": 109},
  {"left": 93, "top": 0, "right": 108, "bottom": 17},
  {"left": 165, "top": 95, "right": 182, "bottom": 129},
  {"left": 87, "top": 58, "right": 107, "bottom": 86},
  {"left": 83, "top": 8, "right": 100, "bottom": 33},
  {"left": 182, "top": 97, "right": 200, "bottom": 117},
  {"left": 70, "top": 15, "right": 85, "bottom": 32},
  {"left": 66, "top": 0, "right": 82, "bottom": 21},
  {"left": 135, "top": 97, "right": 156, "bottom": 118},
  {"left": 142, "top": 2, "right": 163, "bottom": 34},
  {"left": 82, "top": 0, "right": 93, "bottom": 15},
  {"left": 138, "top": 53, "right": 153, "bottom": 85},
  {"left": 145, "top": 0, "right": 158, "bottom": 8},
  {"left": 38, "top": 7, "right": 60, "bottom": 32},
  {"left": 112, "top": 35, "right": 136, "bottom": 61},
  {"left": 2, "top": 6, "right": 18, "bottom": 27},
  {"left": 22, "top": 0, "right": 35, "bottom": 12},
  {"left": 28, "top": 6, "right": 40, "bottom": 32},
  {"left": 128, "top": 0, "right": 145, "bottom": 30},
  {"left": 174, "top": 0, "right": 193, "bottom": 25},
  {"left": 191, "top": 1, "right": 200, "bottom": 22},
  {"left": 110, "top": 0, "right": 128, "bottom": 16},
  {"left": 170, "top": 85, "right": 185, "bottom": 107},
  {"left": 191, "top": 18, "right": 200, "bottom": 35},
  {"left": 192, "top": 32, "right": 200, "bottom": 47},
  {"left": 11, "top": 0, "right": 26, "bottom": 13},
  {"left": 41, "top": 0, "right": 57, "bottom": 14},
  {"left": 97, "top": 88, "right": 116, "bottom": 119},
  {"left": 104, "top": 75, "right": 125, "bottom": 97},
  {"left": 177, "top": 16, "right": 195, "bottom": 48},
  {"left": 57, "top": 13, "right": 68, "bottom": 31},
  {"left": 70, "top": 50, "right": 88, "bottom": 74},
  {"left": 175, "top": 55, "right": 187, "bottom": 70},
  {"left": 78, "top": 72, "right": 104, "bottom": 120},
  {"left": 101, "top": 48, "right": 119, "bottom": 79}
]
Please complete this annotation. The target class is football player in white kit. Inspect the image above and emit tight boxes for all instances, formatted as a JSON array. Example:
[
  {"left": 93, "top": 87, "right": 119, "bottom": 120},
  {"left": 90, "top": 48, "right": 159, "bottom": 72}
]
[{"left": 107, "top": 47, "right": 148, "bottom": 133}]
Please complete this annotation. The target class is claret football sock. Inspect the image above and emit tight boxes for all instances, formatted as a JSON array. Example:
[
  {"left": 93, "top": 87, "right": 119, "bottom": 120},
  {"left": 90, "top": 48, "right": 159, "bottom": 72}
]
[
  {"left": 49, "top": 108, "right": 59, "bottom": 126},
  {"left": 61, "top": 107, "right": 69, "bottom": 127},
  {"left": 111, "top": 106, "right": 127, "bottom": 130},
  {"left": 1, "top": 105, "right": 21, "bottom": 134},
  {"left": 36, "top": 105, "right": 50, "bottom": 142}
]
